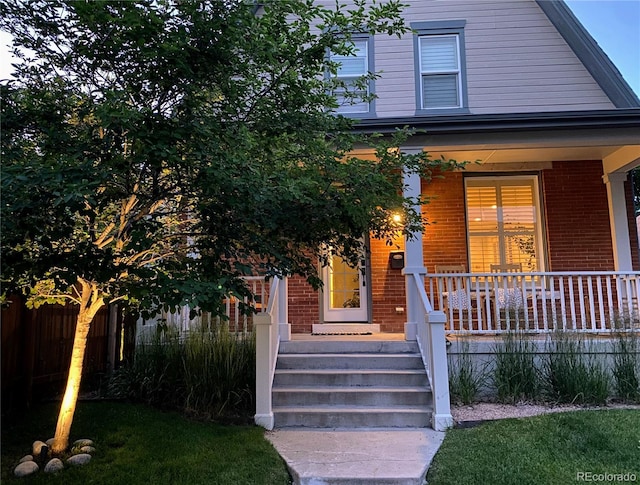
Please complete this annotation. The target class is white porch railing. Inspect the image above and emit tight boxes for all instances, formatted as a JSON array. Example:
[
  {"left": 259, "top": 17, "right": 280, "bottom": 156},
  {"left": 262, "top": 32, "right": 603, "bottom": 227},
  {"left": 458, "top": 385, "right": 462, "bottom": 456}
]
[
  {"left": 426, "top": 271, "right": 640, "bottom": 334},
  {"left": 136, "top": 276, "right": 271, "bottom": 340},
  {"left": 254, "top": 276, "right": 289, "bottom": 430},
  {"left": 406, "top": 272, "right": 454, "bottom": 431}
]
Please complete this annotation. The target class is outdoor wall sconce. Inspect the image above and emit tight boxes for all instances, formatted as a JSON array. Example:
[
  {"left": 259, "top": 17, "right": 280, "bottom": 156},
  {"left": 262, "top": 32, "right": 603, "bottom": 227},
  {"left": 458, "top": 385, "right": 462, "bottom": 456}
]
[
  {"left": 389, "top": 251, "right": 405, "bottom": 269},
  {"left": 390, "top": 212, "right": 403, "bottom": 228}
]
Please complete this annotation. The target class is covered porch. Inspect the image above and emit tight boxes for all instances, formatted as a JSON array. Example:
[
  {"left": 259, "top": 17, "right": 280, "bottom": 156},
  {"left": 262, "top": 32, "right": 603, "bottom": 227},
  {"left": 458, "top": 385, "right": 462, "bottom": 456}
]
[{"left": 254, "top": 112, "right": 640, "bottom": 431}]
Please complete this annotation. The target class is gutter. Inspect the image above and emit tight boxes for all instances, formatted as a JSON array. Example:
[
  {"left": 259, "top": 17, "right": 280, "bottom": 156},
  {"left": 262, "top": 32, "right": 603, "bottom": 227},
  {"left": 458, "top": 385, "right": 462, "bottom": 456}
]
[{"left": 349, "top": 109, "right": 640, "bottom": 135}]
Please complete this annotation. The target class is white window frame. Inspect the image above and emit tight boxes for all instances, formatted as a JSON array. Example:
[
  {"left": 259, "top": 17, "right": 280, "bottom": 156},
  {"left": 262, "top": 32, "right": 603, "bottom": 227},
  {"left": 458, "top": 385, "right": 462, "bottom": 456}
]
[
  {"left": 328, "top": 36, "right": 374, "bottom": 116},
  {"left": 418, "top": 34, "right": 462, "bottom": 110},
  {"left": 465, "top": 175, "right": 546, "bottom": 273}
]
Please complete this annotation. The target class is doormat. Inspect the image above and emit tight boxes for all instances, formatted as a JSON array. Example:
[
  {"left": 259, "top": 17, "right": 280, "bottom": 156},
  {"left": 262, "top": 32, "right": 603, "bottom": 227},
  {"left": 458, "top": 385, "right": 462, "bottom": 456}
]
[{"left": 311, "top": 332, "right": 373, "bottom": 335}]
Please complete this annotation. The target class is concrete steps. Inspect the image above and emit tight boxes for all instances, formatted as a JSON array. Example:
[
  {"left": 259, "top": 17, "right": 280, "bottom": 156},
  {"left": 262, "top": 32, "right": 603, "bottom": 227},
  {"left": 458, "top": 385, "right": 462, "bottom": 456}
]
[
  {"left": 273, "top": 339, "right": 432, "bottom": 428},
  {"left": 273, "top": 369, "right": 428, "bottom": 387}
]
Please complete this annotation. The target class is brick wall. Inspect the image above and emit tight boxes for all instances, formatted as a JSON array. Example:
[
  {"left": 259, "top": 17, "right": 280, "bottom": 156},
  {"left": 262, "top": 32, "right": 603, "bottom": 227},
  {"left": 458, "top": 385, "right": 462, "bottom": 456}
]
[
  {"left": 369, "top": 236, "right": 406, "bottom": 333},
  {"left": 287, "top": 275, "right": 319, "bottom": 334},
  {"left": 286, "top": 238, "right": 408, "bottom": 334},
  {"left": 541, "top": 161, "right": 614, "bottom": 271},
  {"left": 422, "top": 172, "right": 469, "bottom": 272}
]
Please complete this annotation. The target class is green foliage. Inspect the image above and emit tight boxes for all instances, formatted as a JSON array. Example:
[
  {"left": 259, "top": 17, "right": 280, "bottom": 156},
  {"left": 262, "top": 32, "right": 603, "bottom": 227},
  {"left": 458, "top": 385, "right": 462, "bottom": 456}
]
[
  {"left": 108, "top": 324, "right": 256, "bottom": 419},
  {"left": 0, "top": 0, "right": 463, "bottom": 316},
  {"left": 182, "top": 326, "right": 256, "bottom": 416},
  {"left": 427, "top": 410, "right": 640, "bottom": 485},
  {"left": 493, "top": 331, "right": 539, "bottom": 403},
  {"left": 0, "top": 0, "right": 463, "bottom": 459},
  {"left": 632, "top": 168, "right": 640, "bottom": 216},
  {"left": 448, "top": 339, "right": 485, "bottom": 405},
  {"left": 543, "top": 331, "right": 609, "bottom": 405},
  {"left": 612, "top": 329, "right": 640, "bottom": 402}
]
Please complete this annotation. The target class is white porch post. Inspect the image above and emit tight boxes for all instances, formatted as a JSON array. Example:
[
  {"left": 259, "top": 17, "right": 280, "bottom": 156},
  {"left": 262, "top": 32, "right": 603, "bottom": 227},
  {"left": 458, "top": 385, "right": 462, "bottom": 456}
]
[
  {"left": 254, "top": 312, "right": 274, "bottom": 429},
  {"left": 426, "top": 310, "right": 454, "bottom": 431},
  {"left": 401, "top": 148, "right": 427, "bottom": 341},
  {"left": 277, "top": 277, "right": 291, "bottom": 341},
  {"left": 603, "top": 172, "right": 633, "bottom": 271}
]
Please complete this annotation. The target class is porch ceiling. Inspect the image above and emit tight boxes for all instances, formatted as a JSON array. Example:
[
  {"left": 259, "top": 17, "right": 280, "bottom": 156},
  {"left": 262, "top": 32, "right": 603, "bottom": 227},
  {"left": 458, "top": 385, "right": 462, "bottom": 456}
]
[
  {"left": 350, "top": 112, "right": 640, "bottom": 173},
  {"left": 429, "top": 144, "right": 640, "bottom": 172}
]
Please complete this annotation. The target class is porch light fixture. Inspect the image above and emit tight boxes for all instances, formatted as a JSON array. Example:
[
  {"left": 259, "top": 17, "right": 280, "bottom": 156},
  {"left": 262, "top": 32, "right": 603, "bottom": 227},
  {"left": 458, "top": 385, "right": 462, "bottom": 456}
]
[{"left": 389, "top": 212, "right": 405, "bottom": 233}]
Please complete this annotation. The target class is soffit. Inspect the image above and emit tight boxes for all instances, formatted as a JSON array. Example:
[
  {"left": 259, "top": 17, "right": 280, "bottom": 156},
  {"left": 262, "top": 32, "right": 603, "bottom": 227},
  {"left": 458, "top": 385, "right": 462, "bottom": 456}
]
[{"left": 429, "top": 146, "right": 632, "bottom": 165}]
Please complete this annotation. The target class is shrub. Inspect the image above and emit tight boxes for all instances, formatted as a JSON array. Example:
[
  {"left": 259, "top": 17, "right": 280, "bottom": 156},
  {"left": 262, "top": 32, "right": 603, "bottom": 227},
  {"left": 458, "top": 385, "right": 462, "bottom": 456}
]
[
  {"left": 108, "top": 323, "right": 255, "bottom": 419},
  {"left": 493, "top": 331, "right": 539, "bottom": 403},
  {"left": 182, "top": 324, "right": 256, "bottom": 416},
  {"left": 449, "top": 338, "right": 485, "bottom": 405},
  {"left": 543, "top": 331, "right": 609, "bottom": 405},
  {"left": 612, "top": 328, "right": 640, "bottom": 402}
]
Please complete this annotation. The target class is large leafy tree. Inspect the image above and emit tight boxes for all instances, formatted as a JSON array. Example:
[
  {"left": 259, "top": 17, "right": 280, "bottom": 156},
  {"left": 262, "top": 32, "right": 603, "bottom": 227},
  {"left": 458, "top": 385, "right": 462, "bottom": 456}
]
[{"left": 1, "top": 0, "right": 461, "bottom": 454}]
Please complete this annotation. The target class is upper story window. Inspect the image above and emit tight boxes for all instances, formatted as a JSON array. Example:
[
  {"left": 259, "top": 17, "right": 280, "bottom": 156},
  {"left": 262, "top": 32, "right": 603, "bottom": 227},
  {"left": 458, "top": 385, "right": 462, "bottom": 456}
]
[
  {"left": 412, "top": 20, "right": 469, "bottom": 115},
  {"left": 419, "top": 35, "right": 461, "bottom": 108},
  {"left": 329, "top": 36, "right": 375, "bottom": 116}
]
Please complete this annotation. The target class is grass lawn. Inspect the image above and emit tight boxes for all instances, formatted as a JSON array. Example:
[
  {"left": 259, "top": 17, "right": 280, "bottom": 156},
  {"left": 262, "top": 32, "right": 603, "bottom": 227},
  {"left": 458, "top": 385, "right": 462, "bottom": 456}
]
[
  {"left": 1, "top": 401, "right": 290, "bottom": 485},
  {"left": 427, "top": 409, "right": 640, "bottom": 485}
]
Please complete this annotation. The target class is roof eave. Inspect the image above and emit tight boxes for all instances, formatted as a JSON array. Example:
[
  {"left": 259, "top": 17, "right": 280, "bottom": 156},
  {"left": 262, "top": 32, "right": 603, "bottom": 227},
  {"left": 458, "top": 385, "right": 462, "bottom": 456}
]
[{"left": 348, "top": 109, "right": 640, "bottom": 135}]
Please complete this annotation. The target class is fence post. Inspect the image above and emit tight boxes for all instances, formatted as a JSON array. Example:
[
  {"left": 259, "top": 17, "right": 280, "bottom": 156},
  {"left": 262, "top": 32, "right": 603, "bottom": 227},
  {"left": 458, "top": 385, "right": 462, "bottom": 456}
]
[
  {"left": 426, "top": 310, "right": 454, "bottom": 431},
  {"left": 107, "top": 304, "right": 119, "bottom": 372},
  {"left": 254, "top": 313, "right": 274, "bottom": 430}
]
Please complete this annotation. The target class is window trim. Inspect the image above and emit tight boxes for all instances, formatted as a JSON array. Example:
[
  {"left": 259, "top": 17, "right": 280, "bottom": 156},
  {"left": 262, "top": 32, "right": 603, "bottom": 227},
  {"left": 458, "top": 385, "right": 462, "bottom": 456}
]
[
  {"left": 327, "top": 34, "right": 376, "bottom": 118},
  {"left": 412, "top": 20, "right": 469, "bottom": 115},
  {"left": 464, "top": 174, "right": 547, "bottom": 273}
]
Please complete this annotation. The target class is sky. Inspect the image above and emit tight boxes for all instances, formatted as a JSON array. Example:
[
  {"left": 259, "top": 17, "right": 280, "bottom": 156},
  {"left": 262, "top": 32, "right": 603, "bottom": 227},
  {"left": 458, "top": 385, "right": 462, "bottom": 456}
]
[
  {"left": 565, "top": 0, "right": 640, "bottom": 96},
  {"left": 0, "top": 1, "right": 638, "bottom": 96}
]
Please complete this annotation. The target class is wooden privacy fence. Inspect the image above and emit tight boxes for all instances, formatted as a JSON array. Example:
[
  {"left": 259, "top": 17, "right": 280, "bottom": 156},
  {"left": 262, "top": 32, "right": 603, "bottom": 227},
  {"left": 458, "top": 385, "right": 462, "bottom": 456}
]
[{"left": 1, "top": 296, "right": 131, "bottom": 410}]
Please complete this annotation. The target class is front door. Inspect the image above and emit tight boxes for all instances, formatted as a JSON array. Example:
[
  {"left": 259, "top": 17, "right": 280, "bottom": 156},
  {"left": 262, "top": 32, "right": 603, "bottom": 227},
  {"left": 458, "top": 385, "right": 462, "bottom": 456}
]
[{"left": 322, "top": 252, "right": 368, "bottom": 322}]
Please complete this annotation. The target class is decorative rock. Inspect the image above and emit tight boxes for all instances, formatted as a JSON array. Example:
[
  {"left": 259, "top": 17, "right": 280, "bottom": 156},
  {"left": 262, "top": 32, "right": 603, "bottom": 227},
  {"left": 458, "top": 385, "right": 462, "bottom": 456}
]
[
  {"left": 73, "top": 439, "right": 94, "bottom": 448},
  {"left": 44, "top": 458, "right": 64, "bottom": 474},
  {"left": 14, "top": 461, "right": 39, "bottom": 477},
  {"left": 67, "top": 453, "right": 92, "bottom": 466},
  {"left": 18, "top": 455, "right": 34, "bottom": 464},
  {"left": 79, "top": 445, "right": 96, "bottom": 454},
  {"left": 32, "top": 440, "right": 47, "bottom": 456},
  {"left": 45, "top": 438, "right": 56, "bottom": 447}
]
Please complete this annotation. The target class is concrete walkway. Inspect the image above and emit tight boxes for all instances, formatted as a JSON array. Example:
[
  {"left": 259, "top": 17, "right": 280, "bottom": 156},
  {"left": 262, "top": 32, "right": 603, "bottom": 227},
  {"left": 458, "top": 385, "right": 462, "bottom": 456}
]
[{"left": 266, "top": 427, "right": 445, "bottom": 485}]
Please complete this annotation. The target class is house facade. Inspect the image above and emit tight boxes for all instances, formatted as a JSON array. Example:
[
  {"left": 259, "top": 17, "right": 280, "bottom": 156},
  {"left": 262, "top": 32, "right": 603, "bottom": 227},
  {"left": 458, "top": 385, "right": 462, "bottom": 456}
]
[
  {"left": 247, "top": 0, "right": 640, "bottom": 433},
  {"left": 280, "top": 0, "right": 640, "bottom": 336}
]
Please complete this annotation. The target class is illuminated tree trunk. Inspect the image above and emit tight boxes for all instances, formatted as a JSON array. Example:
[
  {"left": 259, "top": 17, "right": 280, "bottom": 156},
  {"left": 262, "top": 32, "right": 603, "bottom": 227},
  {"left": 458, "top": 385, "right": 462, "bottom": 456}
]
[{"left": 50, "top": 278, "right": 105, "bottom": 455}]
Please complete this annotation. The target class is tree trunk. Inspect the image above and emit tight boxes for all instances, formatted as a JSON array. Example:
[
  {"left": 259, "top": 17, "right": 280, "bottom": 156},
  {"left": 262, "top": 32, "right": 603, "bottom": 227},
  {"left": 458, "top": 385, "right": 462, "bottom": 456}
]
[{"left": 50, "top": 278, "right": 105, "bottom": 455}]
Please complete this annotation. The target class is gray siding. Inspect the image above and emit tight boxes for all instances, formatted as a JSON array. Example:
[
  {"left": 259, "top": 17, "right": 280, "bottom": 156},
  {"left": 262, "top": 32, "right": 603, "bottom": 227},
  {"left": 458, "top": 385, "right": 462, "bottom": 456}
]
[{"left": 369, "top": 0, "right": 615, "bottom": 117}]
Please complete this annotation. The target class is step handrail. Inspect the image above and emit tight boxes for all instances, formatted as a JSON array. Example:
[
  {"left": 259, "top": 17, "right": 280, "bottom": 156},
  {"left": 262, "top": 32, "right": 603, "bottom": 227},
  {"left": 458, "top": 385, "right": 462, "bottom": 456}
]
[
  {"left": 407, "top": 272, "right": 453, "bottom": 431},
  {"left": 254, "top": 276, "right": 286, "bottom": 430}
]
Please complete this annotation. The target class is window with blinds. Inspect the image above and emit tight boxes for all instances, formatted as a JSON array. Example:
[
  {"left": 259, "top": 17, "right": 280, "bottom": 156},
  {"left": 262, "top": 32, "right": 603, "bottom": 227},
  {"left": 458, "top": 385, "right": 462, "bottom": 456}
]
[
  {"left": 465, "top": 177, "right": 544, "bottom": 273},
  {"left": 419, "top": 35, "right": 461, "bottom": 109},
  {"left": 330, "top": 39, "right": 370, "bottom": 114}
]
